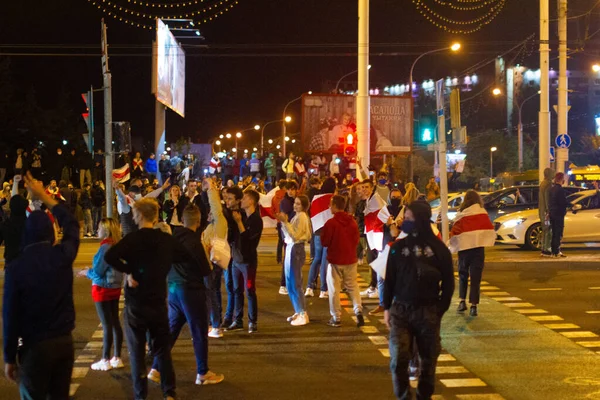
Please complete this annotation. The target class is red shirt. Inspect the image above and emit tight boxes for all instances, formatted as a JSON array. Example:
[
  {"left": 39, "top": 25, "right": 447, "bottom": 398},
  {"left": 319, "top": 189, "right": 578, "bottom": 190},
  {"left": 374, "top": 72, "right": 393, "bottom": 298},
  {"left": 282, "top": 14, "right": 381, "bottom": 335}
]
[{"left": 91, "top": 238, "right": 122, "bottom": 302}]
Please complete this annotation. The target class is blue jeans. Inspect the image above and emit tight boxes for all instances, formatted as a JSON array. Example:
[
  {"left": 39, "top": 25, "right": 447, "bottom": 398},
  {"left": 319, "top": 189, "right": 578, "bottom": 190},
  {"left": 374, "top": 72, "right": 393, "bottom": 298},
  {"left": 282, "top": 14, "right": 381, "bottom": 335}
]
[
  {"left": 307, "top": 234, "right": 328, "bottom": 291},
  {"left": 378, "top": 275, "right": 385, "bottom": 307},
  {"left": 152, "top": 286, "right": 209, "bottom": 375},
  {"left": 223, "top": 261, "right": 242, "bottom": 325},
  {"left": 232, "top": 261, "right": 258, "bottom": 324},
  {"left": 285, "top": 243, "right": 306, "bottom": 314},
  {"left": 204, "top": 266, "right": 223, "bottom": 328}
]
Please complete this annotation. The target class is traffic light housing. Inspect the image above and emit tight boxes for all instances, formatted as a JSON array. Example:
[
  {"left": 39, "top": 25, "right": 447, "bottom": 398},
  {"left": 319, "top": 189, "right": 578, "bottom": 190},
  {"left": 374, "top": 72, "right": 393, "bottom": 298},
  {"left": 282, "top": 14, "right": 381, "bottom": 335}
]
[
  {"left": 344, "top": 132, "right": 357, "bottom": 157},
  {"left": 421, "top": 128, "right": 433, "bottom": 143}
]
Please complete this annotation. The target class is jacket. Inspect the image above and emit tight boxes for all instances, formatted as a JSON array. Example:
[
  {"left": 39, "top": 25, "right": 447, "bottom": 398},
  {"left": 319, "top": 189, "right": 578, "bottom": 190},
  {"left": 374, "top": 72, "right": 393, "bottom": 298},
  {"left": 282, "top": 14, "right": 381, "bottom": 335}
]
[
  {"left": 86, "top": 241, "right": 124, "bottom": 289},
  {"left": 538, "top": 167, "right": 554, "bottom": 219},
  {"left": 549, "top": 183, "right": 568, "bottom": 218},
  {"left": 321, "top": 211, "right": 359, "bottom": 265},
  {"left": 264, "top": 157, "right": 276, "bottom": 176},
  {"left": 231, "top": 209, "right": 263, "bottom": 264},
  {"left": 145, "top": 158, "right": 158, "bottom": 174},
  {"left": 164, "top": 198, "right": 185, "bottom": 225},
  {"left": 282, "top": 157, "right": 295, "bottom": 174},
  {"left": 78, "top": 190, "right": 93, "bottom": 210},
  {"left": 168, "top": 227, "right": 212, "bottom": 288},
  {"left": 91, "top": 185, "right": 105, "bottom": 208},
  {"left": 0, "top": 195, "right": 28, "bottom": 263},
  {"left": 3, "top": 205, "right": 79, "bottom": 364}
]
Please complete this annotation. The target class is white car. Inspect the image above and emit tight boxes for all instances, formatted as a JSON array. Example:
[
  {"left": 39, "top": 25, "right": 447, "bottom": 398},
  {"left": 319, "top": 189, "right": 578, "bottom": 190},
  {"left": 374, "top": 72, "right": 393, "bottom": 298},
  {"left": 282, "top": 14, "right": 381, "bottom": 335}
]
[
  {"left": 494, "top": 190, "right": 600, "bottom": 250},
  {"left": 430, "top": 192, "right": 490, "bottom": 223}
]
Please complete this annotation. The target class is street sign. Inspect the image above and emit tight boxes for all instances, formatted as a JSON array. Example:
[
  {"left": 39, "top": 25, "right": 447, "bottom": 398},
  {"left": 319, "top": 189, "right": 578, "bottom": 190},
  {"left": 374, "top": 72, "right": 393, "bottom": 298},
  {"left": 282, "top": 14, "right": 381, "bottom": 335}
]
[
  {"left": 556, "top": 134, "right": 571, "bottom": 148},
  {"left": 550, "top": 146, "right": 555, "bottom": 162}
]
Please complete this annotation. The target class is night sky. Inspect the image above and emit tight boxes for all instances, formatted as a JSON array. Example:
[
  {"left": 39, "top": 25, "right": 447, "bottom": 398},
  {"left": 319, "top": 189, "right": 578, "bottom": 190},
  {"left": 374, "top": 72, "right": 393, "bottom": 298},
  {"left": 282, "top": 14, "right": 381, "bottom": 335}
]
[{"left": 1, "top": 0, "right": 587, "bottom": 152}]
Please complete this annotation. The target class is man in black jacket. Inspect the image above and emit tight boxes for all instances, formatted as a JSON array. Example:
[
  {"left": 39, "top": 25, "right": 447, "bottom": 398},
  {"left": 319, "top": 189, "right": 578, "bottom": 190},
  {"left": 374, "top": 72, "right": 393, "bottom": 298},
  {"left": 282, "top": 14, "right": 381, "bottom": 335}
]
[
  {"left": 147, "top": 205, "right": 223, "bottom": 386},
  {"left": 104, "top": 198, "right": 202, "bottom": 400},
  {"left": 0, "top": 194, "right": 28, "bottom": 264},
  {"left": 3, "top": 172, "right": 80, "bottom": 399},
  {"left": 228, "top": 189, "right": 263, "bottom": 333},
  {"left": 548, "top": 172, "right": 568, "bottom": 258},
  {"left": 222, "top": 186, "right": 245, "bottom": 329}
]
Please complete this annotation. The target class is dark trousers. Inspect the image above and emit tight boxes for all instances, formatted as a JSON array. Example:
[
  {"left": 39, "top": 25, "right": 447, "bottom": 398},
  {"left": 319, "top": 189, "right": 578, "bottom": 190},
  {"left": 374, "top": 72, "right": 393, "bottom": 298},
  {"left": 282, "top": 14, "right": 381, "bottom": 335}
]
[
  {"left": 124, "top": 306, "right": 176, "bottom": 399},
  {"left": 205, "top": 266, "right": 223, "bottom": 328},
  {"left": 95, "top": 299, "right": 123, "bottom": 360},
  {"left": 276, "top": 224, "right": 284, "bottom": 264},
  {"left": 152, "top": 286, "right": 209, "bottom": 375},
  {"left": 92, "top": 206, "right": 103, "bottom": 234},
  {"left": 280, "top": 243, "right": 287, "bottom": 287},
  {"left": 458, "top": 247, "right": 485, "bottom": 305},
  {"left": 18, "top": 335, "right": 74, "bottom": 400},
  {"left": 550, "top": 215, "right": 565, "bottom": 255},
  {"left": 232, "top": 261, "right": 258, "bottom": 324},
  {"left": 223, "top": 262, "right": 243, "bottom": 325},
  {"left": 389, "top": 303, "right": 441, "bottom": 400}
]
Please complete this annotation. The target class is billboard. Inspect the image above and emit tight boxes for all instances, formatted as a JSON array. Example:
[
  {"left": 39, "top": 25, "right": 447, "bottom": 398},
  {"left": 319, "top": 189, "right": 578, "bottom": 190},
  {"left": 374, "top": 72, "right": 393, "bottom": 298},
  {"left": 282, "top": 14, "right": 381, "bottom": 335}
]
[
  {"left": 302, "top": 94, "right": 413, "bottom": 155},
  {"left": 155, "top": 19, "right": 186, "bottom": 117}
]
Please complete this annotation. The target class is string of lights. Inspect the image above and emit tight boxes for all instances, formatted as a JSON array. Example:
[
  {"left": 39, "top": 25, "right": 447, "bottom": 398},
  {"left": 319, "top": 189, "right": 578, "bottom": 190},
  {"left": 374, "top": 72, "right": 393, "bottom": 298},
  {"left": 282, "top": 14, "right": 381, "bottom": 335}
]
[
  {"left": 433, "top": 0, "right": 501, "bottom": 12},
  {"left": 98, "top": 0, "right": 232, "bottom": 19},
  {"left": 412, "top": 0, "right": 506, "bottom": 34}
]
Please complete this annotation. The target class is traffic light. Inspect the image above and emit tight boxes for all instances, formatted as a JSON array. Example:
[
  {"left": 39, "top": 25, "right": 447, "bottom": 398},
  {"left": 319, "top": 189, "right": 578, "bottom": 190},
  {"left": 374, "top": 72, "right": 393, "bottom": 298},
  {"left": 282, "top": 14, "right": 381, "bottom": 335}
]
[
  {"left": 421, "top": 128, "right": 433, "bottom": 143},
  {"left": 344, "top": 132, "right": 357, "bottom": 157},
  {"left": 81, "top": 91, "right": 94, "bottom": 152}
]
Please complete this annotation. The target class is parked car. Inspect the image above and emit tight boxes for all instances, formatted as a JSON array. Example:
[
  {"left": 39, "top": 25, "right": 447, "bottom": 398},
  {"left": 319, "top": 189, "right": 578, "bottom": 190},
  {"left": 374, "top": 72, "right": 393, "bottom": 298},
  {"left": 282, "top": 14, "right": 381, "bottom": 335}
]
[
  {"left": 483, "top": 185, "right": 583, "bottom": 222},
  {"left": 494, "top": 189, "right": 600, "bottom": 249},
  {"left": 430, "top": 192, "right": 490, "bottom": 223}
]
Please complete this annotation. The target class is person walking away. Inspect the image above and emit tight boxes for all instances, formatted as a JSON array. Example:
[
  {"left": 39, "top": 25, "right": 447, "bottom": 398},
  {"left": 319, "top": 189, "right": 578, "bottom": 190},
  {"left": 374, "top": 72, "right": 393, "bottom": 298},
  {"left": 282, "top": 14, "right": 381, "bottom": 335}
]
[
  {"left": 159, "top": 154, "right": 170, "bottom": 184},
  {"left": 228, "top": 189, "right": 263, "bottom": 333},
  {"left": 145, "top": 153, "right": 158, "bottom": 182},
  {"left": 201, "top": 178, "right": 229, "bottom": 338},
  {"left": 278, "top": 180, "right": 297, "bottom": 295},
  {"left": 3, "top": 172, "right": 80, "bottom": 400},
  {"left": 277, "top": 195, "right": 312, "bottom": 326},
  {"left": 449, "top": 190, "right": 495, "bottom": 317},
  {"left": 548, "top": 172, "right": 568, "bottom": 258},
  {"left": 91, "top": 181, "right": 105, "bottom": 235},
  {"left": 222, "top": 187, "right": 245, "bottom": 330},
  {"left": 79, "top": 183, "right": 94, "bottom": 237},
  {"left": 384, "top": 201, "right": 454, "bottom": 400},
  {"left": 80, "top": 150, "right": 93, "bottom": 189},
  {"left": 282, "top": 152, "right": 295, "bottom": 180},
  {"left": 321, "top": 194, "right": 364, "bottom": 327},
  {"left": 77, "top": 218, "right": 125, "bottom": 371},
  {"left": 538, "top": 167, "right": 554, "bottom": 256},
  {"left": 147, "top": 205, "right": 224, "bottom": 386},
  {"left": 306, "top": 177, "right": 336, "bottom": 298},
  {"left": 104, "top": 198, "right": 203, "bottom": 400},
  {"left": 425, "top": 177, "right": 440, "bottom": 202}
]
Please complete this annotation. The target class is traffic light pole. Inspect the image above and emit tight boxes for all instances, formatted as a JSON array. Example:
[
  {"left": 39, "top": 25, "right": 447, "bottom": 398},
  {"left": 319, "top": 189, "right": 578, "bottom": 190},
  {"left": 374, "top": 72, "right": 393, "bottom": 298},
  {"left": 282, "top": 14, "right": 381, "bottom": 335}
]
[
  {"left": 436, "top": 79, "right": 449, "bottom": 242},
  {"left": 356, "top": 0, "right": 370, "bottom": 169},
  {"left": 101, "top": 19, "right": 114, "bottom": 218},
  {"left": 556, "top": 0, "right": 569, "bottom": 176},
  {"left": 538, "top": 0, "right": 551, "bottom": 183}
]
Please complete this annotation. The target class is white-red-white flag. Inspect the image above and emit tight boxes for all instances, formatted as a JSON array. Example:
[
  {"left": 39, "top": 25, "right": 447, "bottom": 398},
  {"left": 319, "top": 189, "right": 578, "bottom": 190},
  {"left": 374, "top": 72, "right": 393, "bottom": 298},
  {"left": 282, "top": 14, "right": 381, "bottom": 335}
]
[
  {"left": 112, "top": 163, "right": 130, "bottom": 183},
  {"left": 364, "top": 192, "right": 389, "bottom": 251},
  {"left": 209, "top": 157, "right": 221, "bottom": 174},
  {"left": 259, "top": 188, "right": 278, "bottom": 228},
  {"left": 310, "top": 193, "right": 334, "bottom": 232}
]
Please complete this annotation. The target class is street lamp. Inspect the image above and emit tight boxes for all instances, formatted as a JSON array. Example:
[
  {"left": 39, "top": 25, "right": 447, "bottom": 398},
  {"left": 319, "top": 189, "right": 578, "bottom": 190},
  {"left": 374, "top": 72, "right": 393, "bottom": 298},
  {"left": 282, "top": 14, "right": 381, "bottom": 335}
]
[
  {"left": 261, "top": 118, "right": 290, "bottom": 156},
  {"left": 334, "top": 65, "right": 371, "bottom": 93},
  {"left": 593, "top": 64, "right": 600, "bottom": 72},
  {"left": 282, "top": 92, "right": 311, "bottom": 156},
  {"left": 219, "top": 134, "right": 224, "bottom": 139},
  {"left": 490, "top": 146, "right": 497, "bottom": 178},
  {"left": 492, "top": 87, "right": 502, "bottom": 96},
  {"left": 268, "top": 139, "right": 273, "bottom": 144},
  {"left": 236, "top": 132, "right": 242, "bottom": 151},
  {"left": 254, "top": 124, "right": 260, "bottom": 131},
  {"left": 225, "top": 133, "right": 231, "bottom": 139}
]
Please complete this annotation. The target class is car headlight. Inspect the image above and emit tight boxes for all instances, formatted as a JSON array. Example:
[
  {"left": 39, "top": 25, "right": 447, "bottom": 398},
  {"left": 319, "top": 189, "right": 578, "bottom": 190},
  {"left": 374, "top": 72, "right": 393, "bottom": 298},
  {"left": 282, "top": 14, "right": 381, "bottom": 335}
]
[{"left": 501, "top": 218, "right": 527, "bottom": 229}]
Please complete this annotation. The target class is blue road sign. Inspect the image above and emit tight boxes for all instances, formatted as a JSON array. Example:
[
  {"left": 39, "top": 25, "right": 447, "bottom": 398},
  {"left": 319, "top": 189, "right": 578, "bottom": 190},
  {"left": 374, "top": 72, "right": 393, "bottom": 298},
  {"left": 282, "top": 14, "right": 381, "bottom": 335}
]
[
  {"left": 550, "top": 147, "right": 555, "bottom": 162},
  {"left": 556, "top": 134, "right": 571, "bottom": 148}
]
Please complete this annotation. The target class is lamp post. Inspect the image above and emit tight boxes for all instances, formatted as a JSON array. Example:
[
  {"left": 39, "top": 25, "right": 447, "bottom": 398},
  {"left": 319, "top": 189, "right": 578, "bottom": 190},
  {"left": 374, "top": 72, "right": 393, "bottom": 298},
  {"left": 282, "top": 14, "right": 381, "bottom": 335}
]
[
  {"left": 408, "top": 43, "right": 461, "bottom": 181},
  {"left": 490, "top": 146, "right": 497, "bottom": 178},
  {"left": 261, "top": 118, "right": 290, "bottom": 156},
  {"left": 334, "top": 65, "right": 371, "bottom": 93},
  {"left": 282, "top": 91, "right": 311, "bottom": 157}
]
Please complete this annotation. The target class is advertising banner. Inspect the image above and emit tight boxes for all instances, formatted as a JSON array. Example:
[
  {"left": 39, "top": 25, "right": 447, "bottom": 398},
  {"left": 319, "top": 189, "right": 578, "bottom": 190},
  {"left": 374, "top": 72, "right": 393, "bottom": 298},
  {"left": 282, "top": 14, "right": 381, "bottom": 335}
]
[
  {"left": 155, "top": 19, "right": 186, "bottom": 117},
  {"left": 302, "top": 94, "right": 413, "bottom": 154}
]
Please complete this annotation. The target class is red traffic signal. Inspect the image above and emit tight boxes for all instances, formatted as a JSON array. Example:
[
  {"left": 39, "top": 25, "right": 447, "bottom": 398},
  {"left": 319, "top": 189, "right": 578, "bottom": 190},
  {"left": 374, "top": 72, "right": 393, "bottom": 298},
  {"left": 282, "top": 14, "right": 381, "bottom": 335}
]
[{"left": 344, "top": 133, "right": 357, "bottom": 157}]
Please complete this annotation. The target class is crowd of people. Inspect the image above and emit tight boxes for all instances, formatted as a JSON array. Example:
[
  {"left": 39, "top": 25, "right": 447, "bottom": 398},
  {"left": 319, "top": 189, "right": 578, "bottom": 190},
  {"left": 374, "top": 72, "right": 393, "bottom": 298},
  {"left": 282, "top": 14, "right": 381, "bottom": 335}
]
[{"left": 1, "top": 147, "right": 503, "bottom": 400}]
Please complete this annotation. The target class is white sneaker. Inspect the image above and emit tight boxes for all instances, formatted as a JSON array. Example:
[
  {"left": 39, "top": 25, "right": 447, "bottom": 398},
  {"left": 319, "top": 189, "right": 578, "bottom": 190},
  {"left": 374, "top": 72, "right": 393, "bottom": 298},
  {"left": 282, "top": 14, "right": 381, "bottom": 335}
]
[
  {"left": 110, "top": 357, "right": 124, "bottom": 369},
  {"left": 279, "top": 286, "right": 289, "bottom": 295},
  {"left": 208, "top": 328, "right": 224, "bottom": 338},
  {"left": 287, "top": 313, "right": 299, "bottom": 322},
  {"left": 147, "top": 368, "right": 161, "bottom": 384},
  {"left": 319, "top": 291, "right": 329, "bottom": 299},
  {"left": 360, "top": 287, "right": 378, "bottom": 298},
  {"left": 305, "top": 288, "right": 314, "bottom": 297},
  {"left": 91, "top": 359, "right": 112, "bottom": 371},
  {"left": 196, "top": 370, "right": 225, "bottom": 385},
  {"left": 290, "top": 312, "right": 309, "bottom": 326}
]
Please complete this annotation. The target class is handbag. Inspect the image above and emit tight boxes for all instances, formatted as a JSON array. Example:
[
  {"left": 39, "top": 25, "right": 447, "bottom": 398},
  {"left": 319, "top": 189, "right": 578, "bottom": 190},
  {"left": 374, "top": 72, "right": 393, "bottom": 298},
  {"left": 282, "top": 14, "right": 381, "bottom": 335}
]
[{"left": 210, "top": 236, "right": 231, "bottom": 270}]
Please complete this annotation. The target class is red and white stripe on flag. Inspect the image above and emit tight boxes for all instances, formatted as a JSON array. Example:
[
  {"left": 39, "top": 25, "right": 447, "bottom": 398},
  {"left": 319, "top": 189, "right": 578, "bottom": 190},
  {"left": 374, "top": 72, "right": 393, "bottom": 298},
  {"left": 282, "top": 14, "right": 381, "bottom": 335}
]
[
  {"left": 209, "top": 158, "right": 221, "bottom": 174},
  {"left": 259, "top": 188, "right": 278, "bottom": 228},
  {"left": 310, "top": 193, "right": 334, "bottom": 232},
  {"left": 112, "top": 163, "right": 130, "bottom": 183},
  {"left": 364, "top": 193, "right": 389, "bottom": 251}
]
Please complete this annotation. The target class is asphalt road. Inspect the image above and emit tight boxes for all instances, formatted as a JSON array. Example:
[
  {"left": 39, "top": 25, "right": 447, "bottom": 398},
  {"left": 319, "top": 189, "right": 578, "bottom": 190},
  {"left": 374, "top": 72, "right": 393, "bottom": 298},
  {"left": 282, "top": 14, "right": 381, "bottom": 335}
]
[{"left": 0, "top": 236, "right": 599, "bottom": 399}]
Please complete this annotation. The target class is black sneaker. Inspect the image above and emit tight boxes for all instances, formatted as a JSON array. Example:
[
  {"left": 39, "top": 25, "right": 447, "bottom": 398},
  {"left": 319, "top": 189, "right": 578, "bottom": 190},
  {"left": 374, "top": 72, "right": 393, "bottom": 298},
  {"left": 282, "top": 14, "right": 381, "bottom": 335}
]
[
  {"left": 327, "top": 318, "right": 341, "bottom": 328},
  {"left": 248, "top": 323, "right": 258, "bottom": 334},
  {"left": 469, "top": 305, "right": 478, "bottom": 317},
  {"left": 457, "top": 300, "right": 467, "bottom": 312},
  {"left": 356, "top": 313, "right": 365, "bottom": 327},
  {"left": 225, "top": 321, "right": 243, "bottom": 331},
  {"left": 541, "top": 251, "right": 552, "bottom": 257}
]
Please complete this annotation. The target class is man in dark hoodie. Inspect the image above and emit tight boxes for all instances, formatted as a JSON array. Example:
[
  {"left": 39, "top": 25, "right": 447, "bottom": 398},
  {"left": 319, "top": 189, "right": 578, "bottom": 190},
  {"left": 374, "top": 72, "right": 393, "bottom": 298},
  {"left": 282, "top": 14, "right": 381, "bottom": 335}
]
[
  {"left": 321, "top": 194, "right": 364, "bottom": 328},
  {"left": 3, "top": 172, "right": 80, "bottom": 399},
  {"left": 538, "top": 167, "right": 555, "bottom": 256},
  {"left": 548, "top": 172, "right": 568, "bottom": 258},
  {"left": 383, "top": 201, "right": 454, "bottom": 399},
  {"left": 104, "top": 198, "right": 202, "bottom": 400},
  {"left": 0, "top": 194, "right": 29, "bottom": 263},
  {"left": 147, "top": 205, "right": 224, "bottom": 386}
]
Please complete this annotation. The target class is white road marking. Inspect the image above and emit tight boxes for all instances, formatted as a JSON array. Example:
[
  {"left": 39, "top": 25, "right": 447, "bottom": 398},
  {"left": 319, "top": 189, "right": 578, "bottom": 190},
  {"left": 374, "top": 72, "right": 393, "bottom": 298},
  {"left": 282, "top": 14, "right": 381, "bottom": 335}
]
[
  {"left": 368, "top": 336, "right": 388, "bottom": 345},
  {"left": 483, "top": 292, "right": 511, "bottom": 297},
  {"left": 379, "top": 348, "right": 390, "bottom": 357},
  {"left": 69, "top": 384, "right": 80, "bottom": 397},
  {"left": 529, "top": 288, "right": 562, "bottom": 291},
  {"left": 504, "top": 302, "right": 535, "bottom": 308},
  {"left": 560, "top": 331, "right": 599, "bottom": 338},
  {"left": 457, "top": 395, "right": 506, "bottom": 400},
  {"left": 438, "top": 354, "right": 456, "bottom": 362},
  {"left": 71, "top": 367, "right": 89, "bottom": 379},
  {"left": 576, "top": 341, "right": 600, "bottom": 348},
  {"left": 360, "top": 326, "right": 379, "bottom": 334},
  {"left": 441, "top": 378, "right": 487, "bottom": 388},
  {"left": 479, "top": 286, "right": 500, "bottom": 291},
  {"left": 529, "top": 315, "right": 564, "bottom": 321},
  {"left": 515, "top": 309, "right": 549, "bottom": 314},
  {"left": 489, "top": 297, "right": 522, "bottom": 302},
  {"left": 586, "top": 311, "right": 600, "bottom": 314},
  {"left": 544, "top": 323, "right": 580, "bottom": 329},
  {"left": 436, "top": 366, "right": 469, "bottom": 374}
]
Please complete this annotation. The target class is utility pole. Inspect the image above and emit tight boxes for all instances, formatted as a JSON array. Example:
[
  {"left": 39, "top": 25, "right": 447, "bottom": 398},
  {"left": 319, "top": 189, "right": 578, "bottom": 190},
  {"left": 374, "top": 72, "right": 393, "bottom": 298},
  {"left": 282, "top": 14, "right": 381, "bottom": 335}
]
[
  {"left": 436, "top": 79, "right": 449, "bottom": 242},
  {"left": 357, "top": 0, "right": 370, "bottom": 169},
  {"left": 101, "top": 19, "right": 114, "bottom": 217},
  {"left": 538, "top": 0, "right": 551, "bottom": 183},
  {"left": 556, "top": 0, "right": 569, "bottom": 175}
]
